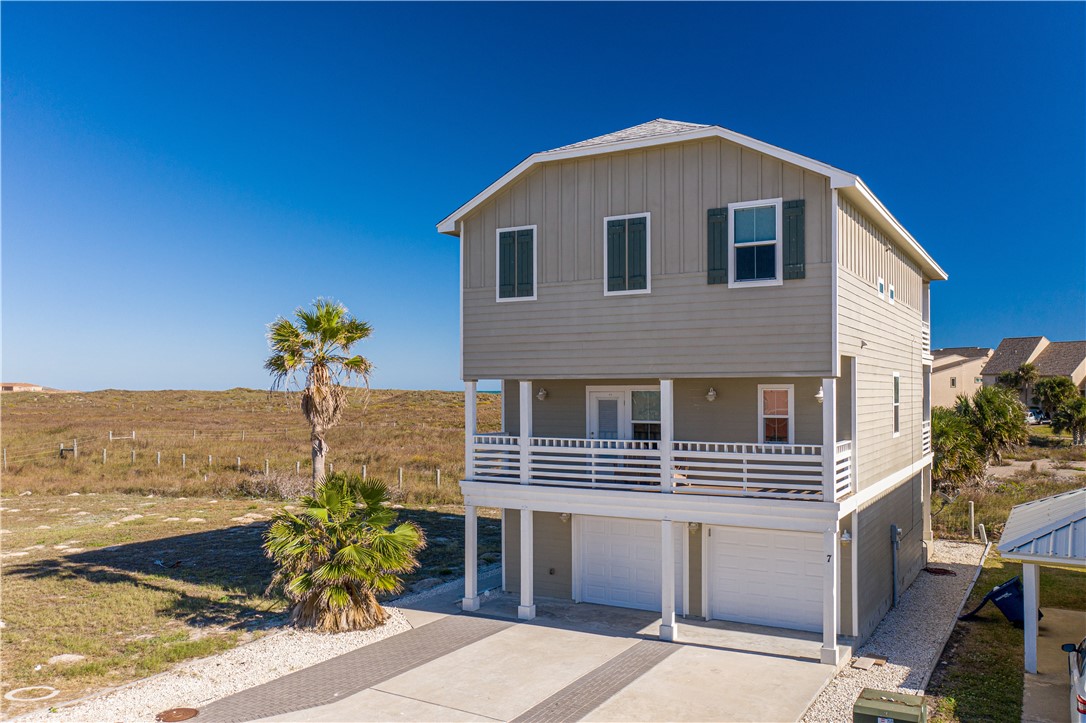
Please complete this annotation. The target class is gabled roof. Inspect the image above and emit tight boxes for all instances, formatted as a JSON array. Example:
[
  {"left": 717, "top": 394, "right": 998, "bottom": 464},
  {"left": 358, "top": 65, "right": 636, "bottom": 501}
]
[
  {"left": 1033, "top": 341, "right": 1086, "bottom": 377},
  {"left": 437, "top": 119, "right": 947, "bottom": 281},
  {"left": 998, "top": 488, "right": 1086, "bottom": 567},
  {"left": 982, "top": 336, "right": 1048, "bottom": 376},
  {"left": 933, "top": 347, "right": 993, "bottom": 361}
]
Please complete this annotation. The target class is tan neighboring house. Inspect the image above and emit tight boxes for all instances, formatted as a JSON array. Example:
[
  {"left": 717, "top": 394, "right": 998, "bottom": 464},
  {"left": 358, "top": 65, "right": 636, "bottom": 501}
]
[
  {"left": 931, "top": 347, "right": 993, "bottom": 407},
  {"left": 1, "top": 382, "right": 44, "bottom": 393},
  {"left": 438, "top": 119, "right": 946, "bottom": 665},
  {"left": 981, "top": 336, "right": 1086, "bottom": 402}
]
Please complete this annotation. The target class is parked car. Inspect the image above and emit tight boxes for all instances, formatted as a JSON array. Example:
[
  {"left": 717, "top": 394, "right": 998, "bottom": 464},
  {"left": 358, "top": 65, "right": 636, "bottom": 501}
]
[
  {"left": 1025, "top": 411, "right": 1040, "bottom": 425},
  {"left": 1028, "top": 407, "right": 1049, "bottom": 424},
  {"left": 1062, "top": 636, "right": 1086, "bottom": 723}
]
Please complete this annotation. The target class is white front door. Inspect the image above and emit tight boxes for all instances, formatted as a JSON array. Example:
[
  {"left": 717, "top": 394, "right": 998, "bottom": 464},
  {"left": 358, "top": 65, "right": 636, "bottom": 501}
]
[
  {"left": 706, "top": 526, "right": 823, "bottom": 632},
  {"left": 588, "top": 391, "right": 624, "bottom": 440},
  {"left": 578, "top": 516, "right": 685, "bottom": 613}
]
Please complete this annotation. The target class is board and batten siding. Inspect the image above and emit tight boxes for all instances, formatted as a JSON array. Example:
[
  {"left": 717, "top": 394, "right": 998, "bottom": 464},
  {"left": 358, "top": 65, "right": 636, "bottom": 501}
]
[
  {"left": 837, "top": 197, "right": 927, "bottom": 490},
  {"left": 460, "top": 138, "right": 834, "bottom": 380}
]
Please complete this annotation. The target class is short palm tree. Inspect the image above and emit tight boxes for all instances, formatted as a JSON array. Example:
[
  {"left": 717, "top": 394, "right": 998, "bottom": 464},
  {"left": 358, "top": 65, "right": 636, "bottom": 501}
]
[
  {"left": 1032, "top": 376, "right": 1078, "bottom": 419},
  {"left": 931, "top": 407, "right": 984, "bottom": 493},
  {"left": 265, "top": 299, "right": 373, "bottom": 485},
  {"left": 954, "top": 386, "right": 1028, "bottom": 464},
  {"left": 264, "top": 473, "right": 425, "bottom": 631},
  {"left": 1051, "top": 396, "right": 1086, "bottom": 445}
]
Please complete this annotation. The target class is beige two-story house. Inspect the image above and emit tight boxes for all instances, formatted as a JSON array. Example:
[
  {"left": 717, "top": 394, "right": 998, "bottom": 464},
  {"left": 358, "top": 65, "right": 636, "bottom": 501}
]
[{"left": 438, "top": 119, "right": 946, "bottom": 665}]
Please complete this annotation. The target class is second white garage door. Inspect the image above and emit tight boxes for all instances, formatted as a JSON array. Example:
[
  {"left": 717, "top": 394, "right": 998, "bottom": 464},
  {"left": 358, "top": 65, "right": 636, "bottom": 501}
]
[
  {"left": 578, "top": 516, "right": 684, "bottom": 613},
  {"left": 707, "top": 526, "right": 823, "bottom": 632}
]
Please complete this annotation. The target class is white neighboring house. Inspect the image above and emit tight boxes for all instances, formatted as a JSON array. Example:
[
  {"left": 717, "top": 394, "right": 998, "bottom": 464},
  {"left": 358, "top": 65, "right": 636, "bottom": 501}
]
[{"left": 437, "top": 119, "right": 946, "bottom": 664}]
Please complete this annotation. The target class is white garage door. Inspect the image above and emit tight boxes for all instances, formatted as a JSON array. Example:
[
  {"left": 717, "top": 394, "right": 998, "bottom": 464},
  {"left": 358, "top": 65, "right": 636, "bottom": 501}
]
[
  {"left": 579, "top": 516, "right": 684, "bottom": 613},
  {"left": 708, "top": 526, "right": 822, "bottom": 632}
]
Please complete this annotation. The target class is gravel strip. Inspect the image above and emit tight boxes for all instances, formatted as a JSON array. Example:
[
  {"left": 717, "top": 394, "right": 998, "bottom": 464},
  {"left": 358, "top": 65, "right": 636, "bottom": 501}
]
[
  {"left": 16, "top": 564, "right": 501, "bottom": 722},
  {"left": 802, "top": 540, "right": 986, "bottom": 722}
]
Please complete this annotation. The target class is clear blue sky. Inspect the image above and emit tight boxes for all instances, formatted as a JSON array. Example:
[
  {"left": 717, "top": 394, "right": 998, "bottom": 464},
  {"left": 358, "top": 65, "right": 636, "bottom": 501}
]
[{"left": 3, "top": 2, "right": 1083, "bottom": 392}]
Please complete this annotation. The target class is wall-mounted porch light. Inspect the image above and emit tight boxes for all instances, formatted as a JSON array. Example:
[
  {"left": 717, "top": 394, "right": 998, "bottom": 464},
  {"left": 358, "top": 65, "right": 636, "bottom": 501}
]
[
  {"left": 815, "top": 386, "right": 825, "bottom": 405},
  {"left": 840, "top": 529, "right": 852, "bottom": 544},
  {"left": 537, "top": 387, "right": 548, "bottom": 401},
  {"left": 559, "top": 512, "right": 570, "bottom": 523},
  {"left": 705, "top": 387, "right": 717, "bottom": 402}
]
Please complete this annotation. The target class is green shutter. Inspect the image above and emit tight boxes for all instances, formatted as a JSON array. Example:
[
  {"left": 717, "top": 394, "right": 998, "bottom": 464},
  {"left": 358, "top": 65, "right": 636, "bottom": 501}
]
[
  {"left": 515, "top": 228, "right": 533, "bottom": 297},
  {"left": 498, "top": 231, "right": 516, "bottom": 298},
  {"left": 707, "top": 207, "right": 728, "bottom": 284},
  {"left": 783, "top": 200, "right": 805, "bottom": 280},
  {"left": 607, "top": 219, "right": 627, "bottom": 292},
  {"left": 626, "top": 216, "right": 647, "bottom": 290}
]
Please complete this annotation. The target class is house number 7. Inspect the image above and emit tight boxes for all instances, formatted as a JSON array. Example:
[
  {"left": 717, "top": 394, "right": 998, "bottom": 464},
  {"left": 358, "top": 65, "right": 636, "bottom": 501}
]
[{"left": 826, "top": 554, "right": 832, "bottom": 562}]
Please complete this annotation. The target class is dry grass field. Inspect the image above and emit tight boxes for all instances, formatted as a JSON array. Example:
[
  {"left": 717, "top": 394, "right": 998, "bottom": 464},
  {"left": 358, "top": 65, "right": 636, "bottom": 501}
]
[{"left": 0, "top": 388, "right": 502, "bottom": 716}]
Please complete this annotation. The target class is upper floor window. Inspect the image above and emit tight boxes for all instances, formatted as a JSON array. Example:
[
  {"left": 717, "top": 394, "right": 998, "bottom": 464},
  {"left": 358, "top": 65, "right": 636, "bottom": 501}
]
[
  {"left": 889, "top": 284, "right": 896, "bottom": 305},
  {"left": 893, "top": 372, "right": 901, "bottom": 437},
  {"left": 604, "top": 213, "right": 650, "bottom": 295},
  {"left": 877, "top": 277, "right": 886, "bottom": 299},
  {"left": 497, "top": 225, "right": 536, "bottom": 301},
  {"left": 758, "top": 384, "right": 794, "bottom": 444},
  {"left": 729, "top": 198, "right": 783, "bottom": 287}
]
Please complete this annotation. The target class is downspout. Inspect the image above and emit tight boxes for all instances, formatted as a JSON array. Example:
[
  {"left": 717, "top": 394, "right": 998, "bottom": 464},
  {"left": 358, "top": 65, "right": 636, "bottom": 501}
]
[{"left": 890, "top": 524, "right": 901, "bottom": 608}]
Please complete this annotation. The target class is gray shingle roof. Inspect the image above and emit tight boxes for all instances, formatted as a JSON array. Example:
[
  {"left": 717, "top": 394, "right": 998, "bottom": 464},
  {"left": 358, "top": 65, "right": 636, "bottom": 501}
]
[
  {"left": 998, "top": 488, "right": 1086, "bottom": 565},
  {"left": 981, "top": 337, "right": 1047, "bottom": 376},
  {"left": 933, "top": 347, "right": 993, "bottom": 360},
  {"left": 549, "top": 119, "right": 710, "bottom": 152},
  {"left": 1032, "top": 341, "right": 1086, "bottom": 377}
]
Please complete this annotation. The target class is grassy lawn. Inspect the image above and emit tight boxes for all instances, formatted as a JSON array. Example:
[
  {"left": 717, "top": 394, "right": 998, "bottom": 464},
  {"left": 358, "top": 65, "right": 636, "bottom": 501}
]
[
  {"left": 926, "top": 549, "right": 1085, "bottom": 722},
  {"left": 932, "top": 474, "right": 1085, "bottom": 542},
  {"left": 0, "top": 492, "right": 500, "bottom": 717}
]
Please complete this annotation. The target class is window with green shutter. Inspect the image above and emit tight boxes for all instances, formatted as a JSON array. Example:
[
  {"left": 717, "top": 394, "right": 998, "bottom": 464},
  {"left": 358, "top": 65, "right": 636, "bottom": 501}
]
[
  {"left": 496, "top": 225, "right": 536, "bottom": 301},
  {"left": 716, "top": 197, "right": 805, "bottom": 288},
  {"left": 604, "top": 213, "right": 651, "bottom": 295}
]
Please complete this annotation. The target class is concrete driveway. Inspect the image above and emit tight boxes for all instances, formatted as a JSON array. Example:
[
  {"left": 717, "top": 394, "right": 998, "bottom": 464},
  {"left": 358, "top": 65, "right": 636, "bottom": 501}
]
[{"left": 197, "top": 578, "right": 835, "bottom": 723}]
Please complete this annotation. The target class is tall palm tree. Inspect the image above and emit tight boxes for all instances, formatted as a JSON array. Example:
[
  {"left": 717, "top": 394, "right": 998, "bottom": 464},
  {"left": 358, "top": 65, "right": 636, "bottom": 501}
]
[
  {"left": 264, "top": 473, "right": 425, "bottom": 631},
  {"left": 265, "top": 298, "right": 373, "bottom": 484},
  {"left": 954, "top": 386, "right": 1028, "bottom": 465}
]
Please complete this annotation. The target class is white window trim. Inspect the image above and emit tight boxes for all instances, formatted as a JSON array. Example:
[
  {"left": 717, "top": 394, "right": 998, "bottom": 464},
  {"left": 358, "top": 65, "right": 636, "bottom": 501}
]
[
  {"left": 950, "top": 377, "right": 957, "bottom": 388},
  {"left": 888, "top": 283, "right": 896, "bottom": 305},
  {"left": 877, "top": 277, "right": 886, "bottom": 300},
  {"left": 728, "top": 198, "right": 783, "bottom": 289},
  {"left": 603, "top": 212, "right": 652, "bottom": 297},
  {"left": 892, "top": 372, "right": 901, "bottom": 438},
  {"left": 585, "top": 384, "right": 659, "bottom": 438},
  {"left": 495, "top": 224, "right": 538, "bottom": 303},
  {"left": 757, "top": 383, "right": 794, "bottom": 444}
]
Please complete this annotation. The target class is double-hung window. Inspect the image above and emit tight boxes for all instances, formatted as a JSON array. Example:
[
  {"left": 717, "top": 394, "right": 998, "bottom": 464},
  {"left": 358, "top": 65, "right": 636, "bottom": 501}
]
[
  {"left": 758, "top": 384, "right": 794, "bottom": 444},
  {"left": 497, "top": 225, "right": 536, "bottom": 301},
  {"left": 631, "top": 390, "right": 661, "bottom": 441},
  {"left": 730, "top": 198, "right": 783, "bottom": 287},
  {"left": 893, "top": 372, "right": 901, "bottom": 436},
  {"left": 604, "top": 213, "right": 650, "bottom": 295}
]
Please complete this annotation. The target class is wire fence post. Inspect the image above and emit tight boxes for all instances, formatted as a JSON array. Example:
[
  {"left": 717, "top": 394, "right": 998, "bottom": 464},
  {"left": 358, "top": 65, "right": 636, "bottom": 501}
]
[
  {"left": 208, "top": 454, "right": 213, "bottom": 468},
  {"left": 156, "top": 451, "right": 161, "bottom": 467},
  {"left": 131, "top": 449, "right": 136, "bottom": 464},
  {"left": 109, "top": 431, "right": 113, "bottom": 442},
  {"left": 102, "top": 449, "right": 107, "bottom": 464},
  {"left": 968, "top": 501, "right": 975, "bottom": 539},
  {"left": 329, "top": 463, "right": 334, "bottom": 475},
  {"left": 362, "top": 464, "right": 367, "bottom": 480},
  {"left": 398, "top": 467, "right": 403, "bottom": 494},
  {"left": 264, "top": 459, "right": 269, "bottom": 477},
  {"left": 296, "top": 461, "right": 300, "bottom": 475},
  {"left": 132, "top": 430, "right": 136, "bottom": 440},
  {"left": 237, "top": 456, "right": 241, "bottom": 472},
  {"left": 182, "top": 453, "right": 186, "bottom": 469},
  {"left": 436, "top": 468, "right": 441, "bottom": 489},
  {"left": 193, "top": 429, "right": 196, "bottom": 439},
  {"left": 242, "top": 431, "right": 245, "bottom": 442},
  {"left": 73, "top": 439, "right": 78, "bottom": 459}
]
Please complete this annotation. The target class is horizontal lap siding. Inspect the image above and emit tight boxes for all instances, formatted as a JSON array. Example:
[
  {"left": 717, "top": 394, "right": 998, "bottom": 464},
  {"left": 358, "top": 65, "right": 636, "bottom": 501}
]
[
  {"left": 837, "top": 199, "right": 926, "bottom": 490},
  {"left": 503, "top": 510, "right": 573, "bottom": 599},
  {"left": 461, "top": 138, "right": 833, "bottom": 380}
]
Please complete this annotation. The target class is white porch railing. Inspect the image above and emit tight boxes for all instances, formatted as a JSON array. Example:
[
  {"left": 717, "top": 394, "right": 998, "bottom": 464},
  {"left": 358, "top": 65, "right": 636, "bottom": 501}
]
[
  {"left": 922, "top": 420, "right": 932, "bottom": 456},
  {"left": 922, "top": 322, "right": 931, "bottom": 354},
  {"left": 471, "top": 435, "right": 854, "bottom": 501}
]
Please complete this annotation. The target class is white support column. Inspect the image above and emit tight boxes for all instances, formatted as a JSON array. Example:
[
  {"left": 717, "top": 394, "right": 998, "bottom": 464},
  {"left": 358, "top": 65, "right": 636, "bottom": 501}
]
[
  {"left": 821, "top": 523, "right": 841, "bottom": 665},
  {"left": 822, "top": 377, "right": 838, "bottom": 501},
  {"left": 1023, "top": 562, "right": 1040, "bottom": 674},
  {"left": 465, "top": 381, "right": 477, "bottom": 480},
  {"left": 519, "top": 381, "right": 533, "bottom": 484},
  {"left": 660, "top": 380, "right": 674, "bottom": 492},
  {"left": 462, "top": 505, "right": 480, "bottom": 611},
  {"left": 660, "top": 520, "right": 677, "bottom": 641},
  {"left": 518, "top": 508, "right": 536, "bottom": 620}
]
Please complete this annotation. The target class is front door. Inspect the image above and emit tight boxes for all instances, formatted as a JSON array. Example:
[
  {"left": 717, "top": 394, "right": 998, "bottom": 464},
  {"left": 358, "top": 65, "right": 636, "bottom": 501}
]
[{"left": 588, "top": 391, "right": 624, "bottom": 440}]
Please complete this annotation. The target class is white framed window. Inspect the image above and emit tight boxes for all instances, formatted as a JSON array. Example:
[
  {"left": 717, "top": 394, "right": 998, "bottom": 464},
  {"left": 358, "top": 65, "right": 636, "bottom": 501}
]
[
  {"left": 603, "top": 213, "right": 651, "bottom": 296},
  {"left": 877, "top": 277, "right": 886, "bottom": 299},
  {"left": 729, "top": 198, "right": 783, "bottom": 288},
  {"left": 892, "top": 372, "right": 901, "bottom": 437},
  {"left": 950, "top": 377, "right": 957, "bottom": 388},
  {"left": 496, "top": 225, "right": 537, "bottom": 302},
  {"left": 585, "top": 385, "right": 660, "bottom": 440},
  {"left": 888, "top": 283, "right": 896, "bottom": 305},
  {"left": 757, "top": 384, "right": 794, "bottom": 444}
]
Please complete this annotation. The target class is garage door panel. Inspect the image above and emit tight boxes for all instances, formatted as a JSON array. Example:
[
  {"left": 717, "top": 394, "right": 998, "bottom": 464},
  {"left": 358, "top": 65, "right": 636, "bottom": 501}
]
[
  {"left": 579, "top": 516, "right": 684, "bottom": 613},
  {"left": 709, "top": 526, "right": 822, "bottom": 632}
]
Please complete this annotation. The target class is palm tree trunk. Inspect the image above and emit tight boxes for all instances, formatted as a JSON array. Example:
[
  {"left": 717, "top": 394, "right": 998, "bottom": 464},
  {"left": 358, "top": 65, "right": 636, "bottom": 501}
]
[{"left": 311, "top": 431, "right": 328, "bottom": 484}]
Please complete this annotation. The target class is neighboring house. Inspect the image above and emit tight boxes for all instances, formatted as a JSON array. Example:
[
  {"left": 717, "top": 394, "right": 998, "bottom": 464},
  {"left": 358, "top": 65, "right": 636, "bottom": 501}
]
[
  {"left": 931, "top": 347, "right": 993, "bottom": 407},
  {"left": 438, "top": 119, "right": 946, "bottom": 665},
  {"left": 981, "top": 336, "right": 1086, "bottom": 401},
  {"left": 0, "top": 382, "right": 43, "bottom": 393}
]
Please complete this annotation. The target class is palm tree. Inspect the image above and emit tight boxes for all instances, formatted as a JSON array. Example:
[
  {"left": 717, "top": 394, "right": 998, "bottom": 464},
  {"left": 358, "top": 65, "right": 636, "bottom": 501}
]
[
  {"left": 1051, "top": 396, "right": 1086, "bottom": 445},
  {"left": 1032, "top": 376, "right": 1078, "bottom": 419},
  {"left": 264, "top": 473, "right": 425, "bottom": 631},
  {"left": 931, "top": 407, "right": 984, "bottom": 494},
  {"left": 954, "top": 386, "right": 1028, "bottom": 465},
  {"left": 265, "top": 299, "right": 373, "bottom": 484},
  {"left": 998, "top": 363, "right": 1038, "bottom": 404}
]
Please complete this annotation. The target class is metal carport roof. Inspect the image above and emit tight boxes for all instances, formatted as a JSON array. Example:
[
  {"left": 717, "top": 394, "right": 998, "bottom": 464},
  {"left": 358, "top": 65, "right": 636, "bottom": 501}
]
[{"left": 998, "top": 488, "right": 1086, "bottom": 567}]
